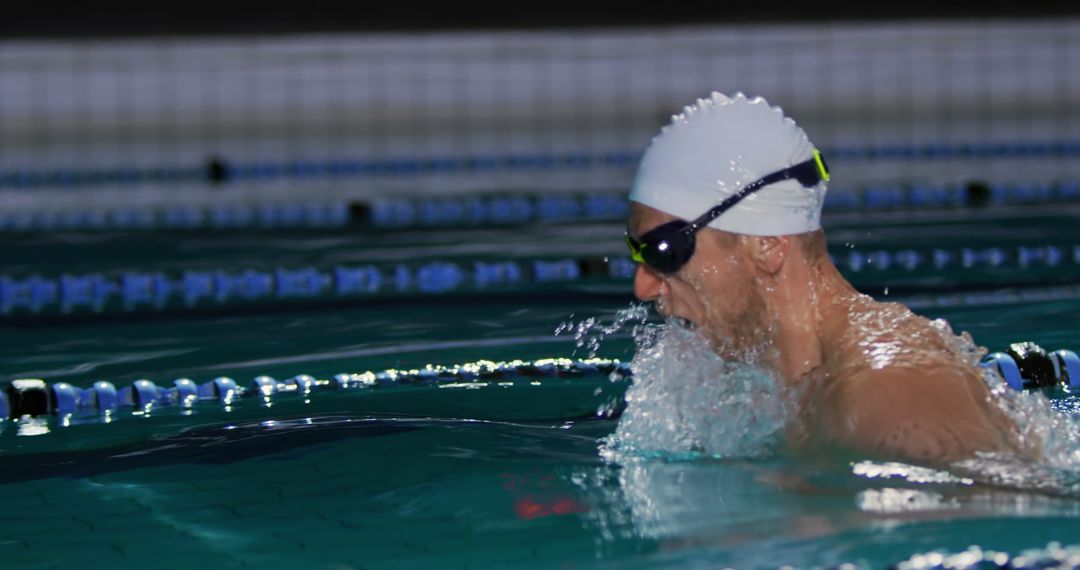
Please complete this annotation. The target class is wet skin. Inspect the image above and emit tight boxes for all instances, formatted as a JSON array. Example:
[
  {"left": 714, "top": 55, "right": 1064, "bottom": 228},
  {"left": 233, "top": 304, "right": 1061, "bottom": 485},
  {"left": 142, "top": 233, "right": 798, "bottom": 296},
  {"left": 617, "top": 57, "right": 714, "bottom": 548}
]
[{"left": 627, "top": 202, "right": 1026, "bottom": 465}]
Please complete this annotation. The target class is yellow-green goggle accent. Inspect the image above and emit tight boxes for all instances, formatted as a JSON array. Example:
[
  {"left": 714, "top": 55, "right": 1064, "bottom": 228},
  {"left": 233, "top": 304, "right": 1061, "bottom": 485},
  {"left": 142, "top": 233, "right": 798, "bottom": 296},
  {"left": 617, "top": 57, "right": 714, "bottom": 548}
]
[
  {"left": 812, "top": 148, "right": 830, "bottom": 182},
  {"left": 625, "top": 234, "right": 646, "bottom": 264}
]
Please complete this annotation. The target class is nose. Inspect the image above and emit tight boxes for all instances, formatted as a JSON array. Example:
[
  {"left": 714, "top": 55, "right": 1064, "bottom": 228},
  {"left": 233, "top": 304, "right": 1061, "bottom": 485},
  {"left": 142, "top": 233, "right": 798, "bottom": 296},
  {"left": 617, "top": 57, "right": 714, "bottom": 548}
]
[{"left": 633, "top": 264, "right": 664, "bottom": 302}]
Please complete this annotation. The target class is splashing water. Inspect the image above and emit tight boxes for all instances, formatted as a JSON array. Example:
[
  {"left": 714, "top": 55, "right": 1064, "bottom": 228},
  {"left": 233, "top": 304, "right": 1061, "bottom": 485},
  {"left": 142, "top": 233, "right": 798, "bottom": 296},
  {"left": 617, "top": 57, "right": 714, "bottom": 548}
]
[
  {"left": 957, "top": 376, "right": 1080, "bottom": 495},
  {"left": 567, "top": 306, "right": 1080, "bottom": 561},
  {"left": 893, "top": 318, "right": 1080, "bottom": 494},
  {"left": 911, "top": 319, "right": 1080, "bottom": 495},
  {"left": 579, "top": 300, "right": 1080, "bottom": 495},
  {"left": 600, "top": 321, "right": 793, "bottom": 461},
  {"left": 554, "top": 303, "right": 653, "bottom": 358}
]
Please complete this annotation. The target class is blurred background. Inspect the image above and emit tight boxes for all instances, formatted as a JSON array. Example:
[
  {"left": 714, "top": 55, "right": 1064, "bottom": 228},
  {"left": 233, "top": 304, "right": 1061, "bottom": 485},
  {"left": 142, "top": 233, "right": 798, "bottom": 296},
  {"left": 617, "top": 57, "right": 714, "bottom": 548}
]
[{"left": 2, "top": 2, "right": 1080, "bottom": 322}]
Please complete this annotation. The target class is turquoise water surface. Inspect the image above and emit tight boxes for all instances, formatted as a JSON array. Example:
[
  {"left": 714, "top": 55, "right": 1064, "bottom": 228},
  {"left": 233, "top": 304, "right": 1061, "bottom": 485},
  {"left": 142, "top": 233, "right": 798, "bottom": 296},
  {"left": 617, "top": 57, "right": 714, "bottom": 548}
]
[{"left": 2, "top": 208, "right": 1080, "bottom": 569}]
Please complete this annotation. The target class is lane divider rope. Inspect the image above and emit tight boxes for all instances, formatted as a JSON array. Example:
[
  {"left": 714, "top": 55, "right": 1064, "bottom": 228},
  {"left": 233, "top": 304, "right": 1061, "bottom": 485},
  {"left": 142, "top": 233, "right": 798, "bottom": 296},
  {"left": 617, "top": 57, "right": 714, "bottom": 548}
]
[
  {"left": 3, "top": 140, "right": 1080, "bottom": 191},
  {"left": 0, "top": 357, "right": 632, "bottom": 424},
  {"left": 3, "top": 244, "right": 1080, "bottom": 316},
  {"left": 0, "top": 343, "right": 1074, "bottom": 441},
  {"left": 2, "top": 179, "right": 1080, "bottom": 232}
]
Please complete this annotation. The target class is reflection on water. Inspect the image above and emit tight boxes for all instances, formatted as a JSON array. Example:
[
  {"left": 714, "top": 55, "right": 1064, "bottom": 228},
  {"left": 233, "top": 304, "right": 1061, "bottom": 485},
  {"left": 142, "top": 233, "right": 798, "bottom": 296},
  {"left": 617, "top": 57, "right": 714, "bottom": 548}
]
[
  {"left": 856, "top": 487, "right": 960, "bottom": 514},
  {"left": 570, "top": 453, "right": 1080, "bottom": 567},
  {"left": 572, "top": 458, "right": 791, "bottom": 544},
  {"left": 851, "top": 460, "right": 974, "bottom": 485}
]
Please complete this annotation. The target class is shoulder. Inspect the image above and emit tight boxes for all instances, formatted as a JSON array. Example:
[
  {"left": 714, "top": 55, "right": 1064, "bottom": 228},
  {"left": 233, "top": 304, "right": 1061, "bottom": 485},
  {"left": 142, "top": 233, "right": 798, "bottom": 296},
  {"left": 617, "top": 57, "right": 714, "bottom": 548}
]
[{"left": 829, "top": 365, "right": 1011, "bottom": 464}]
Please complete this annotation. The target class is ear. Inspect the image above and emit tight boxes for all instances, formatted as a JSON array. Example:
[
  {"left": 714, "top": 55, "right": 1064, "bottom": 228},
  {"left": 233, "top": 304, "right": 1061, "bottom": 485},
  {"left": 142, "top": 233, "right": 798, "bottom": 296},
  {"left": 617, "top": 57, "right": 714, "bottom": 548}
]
[{"left": 744, "top": 236, "right": 789, "bottom": 275}]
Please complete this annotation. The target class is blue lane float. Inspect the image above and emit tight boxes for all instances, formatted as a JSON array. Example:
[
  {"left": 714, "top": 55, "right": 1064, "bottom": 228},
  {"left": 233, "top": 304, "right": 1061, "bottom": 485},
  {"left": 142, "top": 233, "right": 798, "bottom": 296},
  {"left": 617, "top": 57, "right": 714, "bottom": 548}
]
[
  {"left": 0, "top": 357, "right": 635, "bottom": 455},
  {"left": 198, "top": 376, "right": 239, "bottom": 402},
  {"left": 3, "top": 178, "right": 1080, "bottom": 233},
  {"left": 0, "top": 258, "right": 601, "bottom": 316},
  {"left": 979, "top": 343, "right": 1080, "bottom": 391},
  {"left": 0, "top": 202, "right": 352, "bottom": 233},
  {"left": 4, "top": 242, "right": 1080, "bottom": 318},
  {"left": 0, "top": 357, "right": 631, "bottom": 422},
  {"left": 79, "top": 381, "right": 118, "bottom": 414},
  {"left": 3, "top": 141, "right": 1080, "bottom": 191},
  {"left": 981, "top": 352, "right": 1026, "bottom": 390},
  {"left": 120, "top": 379, "right": 160, "bottom": 408},
  {"left": 49, "top": 383, "right": 79, "bottom": 416},
  {"left": 170, "top": 378, "right": 198, "bottom": 407},
  {"left": 1052, "top": 349, "right": 1080, "bottom": 389}
]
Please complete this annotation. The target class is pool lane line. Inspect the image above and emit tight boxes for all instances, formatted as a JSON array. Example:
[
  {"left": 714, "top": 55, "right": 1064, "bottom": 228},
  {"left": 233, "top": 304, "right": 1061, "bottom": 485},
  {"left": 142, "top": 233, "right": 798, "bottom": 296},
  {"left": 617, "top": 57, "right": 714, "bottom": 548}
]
[
  {"left": 185, "top": 335, "right": 598, "bottom": 373},
  {"left": 3, "top": 141, "right": 1080, "bottom": 190},
  {"left": 4, "top": 243, "right": 1080, "bottom": 319},
  {"left": 0, "top": 357, "right": 634, "bottom": 452},
  {"left": 3, "top": 180, "right": 1080, "bottom": 233}
]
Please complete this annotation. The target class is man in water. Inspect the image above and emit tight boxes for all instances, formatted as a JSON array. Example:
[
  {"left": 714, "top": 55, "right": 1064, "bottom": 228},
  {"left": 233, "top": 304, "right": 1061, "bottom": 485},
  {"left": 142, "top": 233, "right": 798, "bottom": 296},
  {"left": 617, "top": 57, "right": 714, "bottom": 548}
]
[{"left": 624, "top": 92, "right": 1024, "bottom": 464}]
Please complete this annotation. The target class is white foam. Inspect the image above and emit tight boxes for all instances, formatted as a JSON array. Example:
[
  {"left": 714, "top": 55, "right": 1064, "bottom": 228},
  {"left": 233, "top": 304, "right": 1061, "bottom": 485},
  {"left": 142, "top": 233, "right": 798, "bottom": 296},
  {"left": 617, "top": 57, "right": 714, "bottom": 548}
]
[{"left": 601, "top": 322, "right": 791, "bottom": 461}]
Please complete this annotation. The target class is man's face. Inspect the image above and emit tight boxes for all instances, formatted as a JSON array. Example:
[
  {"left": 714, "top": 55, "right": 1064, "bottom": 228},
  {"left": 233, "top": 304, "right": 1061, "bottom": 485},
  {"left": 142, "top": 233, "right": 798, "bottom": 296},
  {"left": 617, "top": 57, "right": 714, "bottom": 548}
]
[{"left": 627, "top": 202, "right": 771, "bottom": 357}]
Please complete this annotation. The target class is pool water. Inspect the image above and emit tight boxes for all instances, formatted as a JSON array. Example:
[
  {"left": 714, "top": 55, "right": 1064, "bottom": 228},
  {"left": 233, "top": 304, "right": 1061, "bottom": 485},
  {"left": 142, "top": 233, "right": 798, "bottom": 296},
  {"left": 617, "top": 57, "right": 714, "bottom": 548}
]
[{"left": 2, "top": 207, "right": 1080, "bottom": 569}]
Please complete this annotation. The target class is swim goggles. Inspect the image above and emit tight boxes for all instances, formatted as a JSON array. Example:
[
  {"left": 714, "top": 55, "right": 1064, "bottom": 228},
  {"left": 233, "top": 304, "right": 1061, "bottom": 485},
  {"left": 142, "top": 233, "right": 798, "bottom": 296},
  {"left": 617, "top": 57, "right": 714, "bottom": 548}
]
[{"left": 625, "top": 149, "right": 829, "bottom": 274}]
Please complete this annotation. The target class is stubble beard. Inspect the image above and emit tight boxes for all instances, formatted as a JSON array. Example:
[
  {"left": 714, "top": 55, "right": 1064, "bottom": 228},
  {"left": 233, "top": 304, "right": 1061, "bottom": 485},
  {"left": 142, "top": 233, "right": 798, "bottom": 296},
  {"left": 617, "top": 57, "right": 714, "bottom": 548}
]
[{"left": 704, "top": 280, "right": 776, "bottom": 367}]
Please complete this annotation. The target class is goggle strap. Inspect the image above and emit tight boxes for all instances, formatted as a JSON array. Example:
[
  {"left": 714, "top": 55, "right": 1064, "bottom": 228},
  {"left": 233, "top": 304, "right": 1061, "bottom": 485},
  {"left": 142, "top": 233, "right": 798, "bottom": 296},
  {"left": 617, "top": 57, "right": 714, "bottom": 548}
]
[{"left": 688, "top": 153, "right": 827, "bottom": 231}]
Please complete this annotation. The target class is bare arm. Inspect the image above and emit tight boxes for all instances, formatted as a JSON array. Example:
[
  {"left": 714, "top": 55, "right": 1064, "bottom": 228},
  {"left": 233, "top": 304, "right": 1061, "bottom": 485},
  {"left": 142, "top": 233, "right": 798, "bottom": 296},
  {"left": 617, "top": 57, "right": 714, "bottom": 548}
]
[{"left": 829, "top": 366, "right": 1017, "bottom": 465}]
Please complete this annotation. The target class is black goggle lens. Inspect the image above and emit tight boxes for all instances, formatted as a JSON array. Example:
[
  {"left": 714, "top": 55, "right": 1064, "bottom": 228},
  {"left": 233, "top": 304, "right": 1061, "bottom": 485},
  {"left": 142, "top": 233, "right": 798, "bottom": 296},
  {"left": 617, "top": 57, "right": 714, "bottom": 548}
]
[{"left": 626, "top": 220, "right": 696, "bottom": 274}]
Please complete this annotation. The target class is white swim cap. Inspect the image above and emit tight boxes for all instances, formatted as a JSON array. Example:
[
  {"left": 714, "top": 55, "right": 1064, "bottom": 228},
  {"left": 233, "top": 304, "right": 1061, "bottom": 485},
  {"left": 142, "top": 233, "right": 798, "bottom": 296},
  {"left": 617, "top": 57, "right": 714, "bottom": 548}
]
[{"left": 628, "top": 92, "right": 827, "bottom": 236}]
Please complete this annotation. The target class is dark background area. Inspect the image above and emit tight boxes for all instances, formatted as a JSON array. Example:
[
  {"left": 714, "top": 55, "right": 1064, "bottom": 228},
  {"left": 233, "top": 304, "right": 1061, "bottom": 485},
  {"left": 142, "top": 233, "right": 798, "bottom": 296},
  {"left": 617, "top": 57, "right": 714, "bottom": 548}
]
[{"left": 4, "top": 1, "right": 1080, "bottom": 39}]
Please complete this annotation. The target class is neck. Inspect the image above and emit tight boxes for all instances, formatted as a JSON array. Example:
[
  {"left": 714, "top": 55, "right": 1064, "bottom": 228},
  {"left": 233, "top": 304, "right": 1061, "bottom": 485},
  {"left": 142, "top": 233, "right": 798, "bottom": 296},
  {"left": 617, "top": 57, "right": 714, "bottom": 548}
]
[{"left": 764, "top": 257, "right": 855, "bottom": 385}]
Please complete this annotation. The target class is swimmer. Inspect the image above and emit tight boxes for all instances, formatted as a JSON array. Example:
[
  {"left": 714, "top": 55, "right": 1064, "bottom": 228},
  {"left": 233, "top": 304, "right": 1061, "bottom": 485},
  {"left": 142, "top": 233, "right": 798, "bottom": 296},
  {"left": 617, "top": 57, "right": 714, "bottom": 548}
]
[{"left": 625, "top": 92, "right": 1025, "bottom": 465}]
